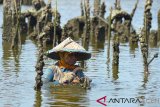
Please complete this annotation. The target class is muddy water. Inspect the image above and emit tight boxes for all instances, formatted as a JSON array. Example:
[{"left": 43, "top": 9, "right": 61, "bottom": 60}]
[{"left": 0, "top": 0, "right": 160, "bottom": 107}]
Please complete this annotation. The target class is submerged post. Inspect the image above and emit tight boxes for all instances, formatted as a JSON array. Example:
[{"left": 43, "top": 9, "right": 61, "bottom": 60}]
[
  {"left": 11, "top": 0, "right": 22, "bottom": 48},
  {"left": 112, "top": 34, "right": 120, "bottom": 80},
  {"left": 107, "top": 7, "right": 112, "bottom": 63},
  {"left": 81, "top": 0, "right": 84, "bottom": 16},
  {"left": 100, "top": 1, "right": 106, "bottom": 18},
  {"left": 53, "top": 0, "right": 57, "bottom": 46},
  {"left": 158, "top": 9, "right": 160, "bottom": 41},
  {"left": 112, "top": 34, "right": 119, "bottom": 66},
  {"left": 35, "top": 34, "right": 45, "bottom": 90},
  {"left": 140, "top": 0, "right": 153, "bottom": 67},
  {"left": 93, "top": 0, "right": 100, "bottom": 16},
  {"left": 144, "top": 0, "right": 152, "bottom": 55},
  {"left": 3, "top": 0, "right": 22, "bottom": 48},
  {"left": 83, "top": 0, "right": 90, "bottom": 47},
  {"left": 3, "top": 0, "right": 12, "bottom": 41}
]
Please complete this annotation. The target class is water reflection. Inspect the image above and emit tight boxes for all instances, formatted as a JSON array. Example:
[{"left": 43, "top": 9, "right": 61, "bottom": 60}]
[
  {"left": 142, "top": 67, "right": 149, "bottom": 89},
  {"left": 2, "top": 43, "right": 20, "bottom": 77},
  {"left": 150, "top": 41, "right": 158, "bottom": 48},
  {"left": 112, "top": 65, "right": 119, "bottom": 80},
  {"left": 34, "top": 91, "right": 42, "bottom": 107},
  {"left": 2, "top": 41, "right": 12, "bottom": 60},
  {"left": 91, "top": 36, "right": 105, "bottom": 51},
  {"left": 129, "top": 42, "right": 138, "bottom": 55},
  {"left": 2, "top": 37, "right": 25, "bottom": 73},
  {"left": 43, "top": 85, "right": 89, "bottom": 107},
  {"left": 107, "top": 62, "right": 111, "bottom": 78}
]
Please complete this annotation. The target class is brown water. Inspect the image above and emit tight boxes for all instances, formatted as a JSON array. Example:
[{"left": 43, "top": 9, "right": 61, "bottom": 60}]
[{"left": 0, "top": 0, "right": 160, "bottom": 107}]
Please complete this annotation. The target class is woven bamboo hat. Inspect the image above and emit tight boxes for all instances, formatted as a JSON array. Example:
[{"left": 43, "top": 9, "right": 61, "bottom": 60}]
[{"left": 45, "top": 37, "right": 91, "bottom": 61}]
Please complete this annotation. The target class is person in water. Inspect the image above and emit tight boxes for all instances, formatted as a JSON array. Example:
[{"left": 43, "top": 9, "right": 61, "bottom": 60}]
[{"left": 45, "top": 37, "right": 91, "bottom": 86}]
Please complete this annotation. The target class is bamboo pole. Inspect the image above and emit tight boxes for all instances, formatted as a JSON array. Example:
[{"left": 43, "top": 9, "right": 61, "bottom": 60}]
[
  {"left": 147, "top": 53, "right": 158, "bottom": 66},
  {"left": 130, "top": 0, "right": 139, "bottom": 19},
  {"left": 128, "top": 0, "right": 139, "bottom": 41},
  {"left": 93, "top": 13, "right": 108, "bottom": 25},
  {"left": 53, "top": 0, "right": 57, "bottom": 46},
  {"left": 81, "top": 0, "right": 84, "bottom": 16},
  {"left": 83, "top": 0, "right": 87, "bottom": 47}
]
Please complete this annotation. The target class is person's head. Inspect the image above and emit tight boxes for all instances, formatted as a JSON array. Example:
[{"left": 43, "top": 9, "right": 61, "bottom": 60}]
[
  {"left": 32, "top": 0, "right": 41, "bottom": 10},
  {"left": 46, "top": 37, "right": 91, "bottom": 62},
  {"left": 59, "top": 52, "right": 77, "bottom": 65}
]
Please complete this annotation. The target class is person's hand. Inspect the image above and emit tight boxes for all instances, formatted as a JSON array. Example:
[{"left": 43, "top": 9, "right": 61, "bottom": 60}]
[
  {"left": 72, "top": 76, "right": 80, "bottom": 84},
  {"left": 59, "top": 72, "right": 76, "bottom": 84}
]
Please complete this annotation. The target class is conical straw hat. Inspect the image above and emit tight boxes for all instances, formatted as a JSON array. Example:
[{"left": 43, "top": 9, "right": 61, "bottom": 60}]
[{"left": 45, "top": 37, "right": 91, "bottom": 61}]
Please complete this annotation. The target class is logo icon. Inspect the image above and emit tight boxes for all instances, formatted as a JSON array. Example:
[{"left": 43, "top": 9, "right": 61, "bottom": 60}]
[{"left": 96, "top": 96, "right": 107, "bottom": 106}]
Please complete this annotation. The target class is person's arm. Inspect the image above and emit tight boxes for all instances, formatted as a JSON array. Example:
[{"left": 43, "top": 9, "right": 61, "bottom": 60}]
[
  {"left": 73, "top": 67, "right": 84, "bottom": 78},
  {"left": 46, "top": 68, "right": 54, "bottom": 82},
  {"left": 46, "top": 66, "right": 60, "bottom": 85},
  {"left": 71, "top": 67, "right": 85, "bottom": 84}
]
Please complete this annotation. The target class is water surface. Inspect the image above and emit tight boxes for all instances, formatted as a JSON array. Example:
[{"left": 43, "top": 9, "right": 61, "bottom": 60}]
[{"left": 0, "top": 0, "right": 160, "bottom": 107}]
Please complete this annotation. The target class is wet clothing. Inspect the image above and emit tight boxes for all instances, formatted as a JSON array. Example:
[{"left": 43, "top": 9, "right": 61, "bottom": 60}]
[{"left": 46, "top": 62, "right": 84, "bottom": 85}]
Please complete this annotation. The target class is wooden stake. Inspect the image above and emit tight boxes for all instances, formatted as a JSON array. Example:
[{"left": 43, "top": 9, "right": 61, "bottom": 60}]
[
  {"left": 53, "top": 0, "right": 57, "bottom": 46},
  {"left": 107, "top": 7, "right": 112, "bottom": 63}
]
